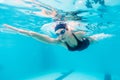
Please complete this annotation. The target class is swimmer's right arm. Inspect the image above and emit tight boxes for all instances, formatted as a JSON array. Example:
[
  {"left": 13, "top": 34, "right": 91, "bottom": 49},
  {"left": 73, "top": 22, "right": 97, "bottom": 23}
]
[{"left": 3, "top": 24, "right": 60, "bottom": 44}]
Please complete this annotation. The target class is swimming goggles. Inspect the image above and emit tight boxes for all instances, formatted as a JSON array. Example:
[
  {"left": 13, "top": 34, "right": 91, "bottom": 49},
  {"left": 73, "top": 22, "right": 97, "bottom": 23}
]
[{"left": 56, "top": 29, "right": 66, "bottom": 36}]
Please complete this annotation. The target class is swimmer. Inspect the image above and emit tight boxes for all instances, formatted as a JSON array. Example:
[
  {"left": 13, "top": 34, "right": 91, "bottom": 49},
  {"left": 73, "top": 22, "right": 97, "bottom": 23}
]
[{"left": 3, "top": 23, "right": 111, "bottom": 51}]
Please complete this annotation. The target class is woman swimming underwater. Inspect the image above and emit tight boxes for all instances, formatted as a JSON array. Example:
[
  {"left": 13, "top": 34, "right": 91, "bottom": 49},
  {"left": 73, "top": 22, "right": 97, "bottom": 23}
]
[
  {"left": 2, "top": 0, "right": 111, "bottom": 51},
  {"left": 3, "top": 23, "right": 111, "bottom": 51}
]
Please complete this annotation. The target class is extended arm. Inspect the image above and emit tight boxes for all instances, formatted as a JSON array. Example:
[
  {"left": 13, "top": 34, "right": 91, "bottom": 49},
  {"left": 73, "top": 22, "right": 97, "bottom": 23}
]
[{"left": 3, "top": 24, "right": 60, "bottom": 44}]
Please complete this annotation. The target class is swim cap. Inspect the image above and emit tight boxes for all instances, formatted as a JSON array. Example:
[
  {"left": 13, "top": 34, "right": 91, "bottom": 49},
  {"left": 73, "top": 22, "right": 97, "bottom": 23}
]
[{"left": 55, "top": 23, "right": 66, "bottom": 32}]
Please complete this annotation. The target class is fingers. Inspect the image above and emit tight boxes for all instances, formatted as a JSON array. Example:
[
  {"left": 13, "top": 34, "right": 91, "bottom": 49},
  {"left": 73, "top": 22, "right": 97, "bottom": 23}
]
[
  {"left": 3, "top": 24, "right": 13, "bottom": 29},
  {"left": 3, "top": 24, "right": 8, "bottom": 27},
  {"left": 2, "top": 24, "right": 19, "bottom": 32}
]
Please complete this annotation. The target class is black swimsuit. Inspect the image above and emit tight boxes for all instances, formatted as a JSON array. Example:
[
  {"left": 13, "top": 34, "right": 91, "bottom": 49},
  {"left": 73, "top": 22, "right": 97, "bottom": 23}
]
[{"left": 65, "top": 33, "right": 90, "bottom": 51}]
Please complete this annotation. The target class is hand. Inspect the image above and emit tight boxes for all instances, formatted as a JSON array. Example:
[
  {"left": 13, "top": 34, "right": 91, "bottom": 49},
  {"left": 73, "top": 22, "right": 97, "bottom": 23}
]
[
  {"left": 3, "top": 24, "right": 11, "bottom": 28},
  {"left": 3, "top": 24, "right": 15, "bottom": 29},
  {"left": 3, "top": 24, "right": 20, "bottom": 32},
  {"left": 3, "top": 24, "right": 32, "bottom": 35}
]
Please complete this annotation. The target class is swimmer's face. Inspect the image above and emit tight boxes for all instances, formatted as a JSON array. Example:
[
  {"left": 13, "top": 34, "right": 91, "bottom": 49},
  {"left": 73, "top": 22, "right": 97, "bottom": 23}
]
[{"left": 55, "top": 28, "right": 66, "bottom": 36}]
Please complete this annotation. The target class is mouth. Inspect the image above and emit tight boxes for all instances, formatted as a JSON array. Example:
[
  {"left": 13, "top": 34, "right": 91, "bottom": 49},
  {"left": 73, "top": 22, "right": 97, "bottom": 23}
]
[{"left": 59, "top": 35, "right": 65, "bottom": 40}]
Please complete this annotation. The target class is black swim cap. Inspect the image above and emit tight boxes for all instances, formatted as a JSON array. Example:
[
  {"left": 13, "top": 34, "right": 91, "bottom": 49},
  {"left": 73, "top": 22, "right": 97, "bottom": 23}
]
[{"left": 55, "top": 23, "right": 66, "bottom": 32}]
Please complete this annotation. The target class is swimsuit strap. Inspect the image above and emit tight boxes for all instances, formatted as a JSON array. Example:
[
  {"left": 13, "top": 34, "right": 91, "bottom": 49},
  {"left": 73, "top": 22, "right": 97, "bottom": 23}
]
[{"left": 65, "top": 33, "right": 90, "bottom": 51}]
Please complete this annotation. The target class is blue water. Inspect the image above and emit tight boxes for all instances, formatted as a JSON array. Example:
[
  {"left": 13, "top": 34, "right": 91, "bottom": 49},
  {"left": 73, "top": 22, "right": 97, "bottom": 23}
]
[{"left": 0, "top": 0, "right": 120, "bottom": 80}]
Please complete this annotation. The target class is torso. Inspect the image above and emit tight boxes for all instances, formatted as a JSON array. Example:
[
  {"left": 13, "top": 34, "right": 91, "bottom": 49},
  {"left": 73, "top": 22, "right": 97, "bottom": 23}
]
[{"left": 60, "top": 33, "right": 90, "bottom": 51}]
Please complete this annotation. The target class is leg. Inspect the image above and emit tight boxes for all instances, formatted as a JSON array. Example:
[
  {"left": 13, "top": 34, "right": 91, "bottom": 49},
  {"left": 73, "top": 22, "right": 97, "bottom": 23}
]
[{"left": 89, "top": 33, "right": 112, "bottom": 43}]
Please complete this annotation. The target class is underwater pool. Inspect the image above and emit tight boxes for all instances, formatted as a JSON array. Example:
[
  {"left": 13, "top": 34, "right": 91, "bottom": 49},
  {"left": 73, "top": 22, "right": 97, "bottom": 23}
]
[{"left": 0, "top": 0, "right": 120, "bottom": 80}]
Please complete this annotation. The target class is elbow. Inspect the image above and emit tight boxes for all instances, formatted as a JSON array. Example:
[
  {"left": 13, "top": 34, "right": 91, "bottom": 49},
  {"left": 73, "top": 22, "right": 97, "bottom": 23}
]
[
  {"left": 47, "top": 38, "right": 56, "bottom": 44},
  {"left": 46, "top": 38, "right": 59, "bottom": 44}
]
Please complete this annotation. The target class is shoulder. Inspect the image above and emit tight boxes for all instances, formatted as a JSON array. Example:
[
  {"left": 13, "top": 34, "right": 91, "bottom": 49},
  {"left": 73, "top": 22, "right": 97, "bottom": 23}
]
[
  {"left": 74, "top": 30, "right": 86, "bottom": 35},
  {"left": 74, "top": 31, "right": 86, "bottom": 38}
]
